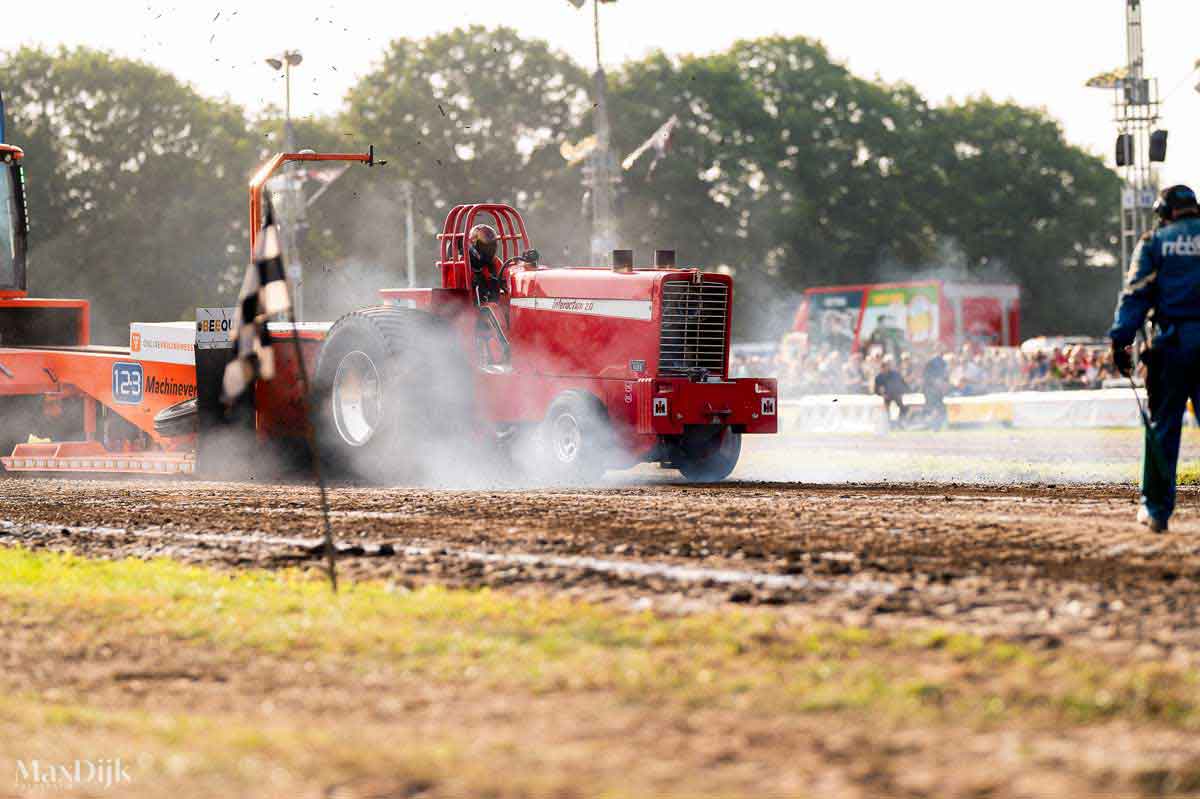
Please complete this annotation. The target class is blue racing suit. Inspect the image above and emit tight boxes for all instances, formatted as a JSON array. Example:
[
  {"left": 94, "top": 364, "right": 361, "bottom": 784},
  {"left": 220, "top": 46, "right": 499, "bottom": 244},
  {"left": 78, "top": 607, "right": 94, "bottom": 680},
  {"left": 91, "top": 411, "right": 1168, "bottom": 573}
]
[{"left": 1110, "top": 213, "right": 1200, "bottom": 525}]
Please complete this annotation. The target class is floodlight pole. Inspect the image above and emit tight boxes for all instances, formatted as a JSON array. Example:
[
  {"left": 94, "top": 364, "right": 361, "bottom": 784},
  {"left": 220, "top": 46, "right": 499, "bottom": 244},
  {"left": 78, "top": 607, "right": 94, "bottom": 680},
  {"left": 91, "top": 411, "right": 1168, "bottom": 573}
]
[
  {"left": 585, "top": 0, "right": 618, "bottom": 264},
  {"left": 267, "top": 50, "right": 307, "bottom": 318},
  {"left": 285, "top": 64, "right": 292, "bottom": 144}
]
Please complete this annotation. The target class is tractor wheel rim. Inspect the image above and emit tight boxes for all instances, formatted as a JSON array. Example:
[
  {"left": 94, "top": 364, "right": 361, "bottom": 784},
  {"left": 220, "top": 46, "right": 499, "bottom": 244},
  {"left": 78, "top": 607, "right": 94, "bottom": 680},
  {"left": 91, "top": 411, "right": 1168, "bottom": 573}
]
[
  {"left": 332, "top": 350, "right": 382, "bottom": 447},
  {"left": 552, "top": 413, "right": 582, "bottom": 463}
]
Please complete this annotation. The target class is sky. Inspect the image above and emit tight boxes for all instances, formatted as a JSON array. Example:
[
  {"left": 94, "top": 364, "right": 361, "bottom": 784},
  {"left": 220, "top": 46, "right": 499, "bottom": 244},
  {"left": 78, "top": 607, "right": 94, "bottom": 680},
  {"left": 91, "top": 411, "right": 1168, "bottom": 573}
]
[{"left": 2, "top": 0, "right": 1199, "bottom": 187}]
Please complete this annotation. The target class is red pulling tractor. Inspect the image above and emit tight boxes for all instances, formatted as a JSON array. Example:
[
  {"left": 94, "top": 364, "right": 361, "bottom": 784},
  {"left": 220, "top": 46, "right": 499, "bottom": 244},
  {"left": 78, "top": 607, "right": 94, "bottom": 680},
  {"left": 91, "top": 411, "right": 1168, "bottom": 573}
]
[{"left": 0, "top": 149, "right": 777, "bottom": 482}]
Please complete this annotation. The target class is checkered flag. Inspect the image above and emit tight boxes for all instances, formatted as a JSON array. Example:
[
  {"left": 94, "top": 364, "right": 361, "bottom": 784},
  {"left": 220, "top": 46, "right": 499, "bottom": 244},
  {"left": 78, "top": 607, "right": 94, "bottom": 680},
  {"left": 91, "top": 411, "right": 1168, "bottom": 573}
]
[{"left": 221, "top": 194, "right": 291, "bottom": 405}]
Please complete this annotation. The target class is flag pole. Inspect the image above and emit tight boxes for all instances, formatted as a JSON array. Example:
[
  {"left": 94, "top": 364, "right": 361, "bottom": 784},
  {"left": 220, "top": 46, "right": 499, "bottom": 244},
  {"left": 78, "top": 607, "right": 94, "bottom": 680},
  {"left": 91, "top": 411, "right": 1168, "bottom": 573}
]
[
  {"left": 262, "top": 191, "right": 338, "bottom": 592},
  {"left": 291, "top": 331, "right": 340, "bottom": 590},
  {"left": 271, "top": 198, "right": 338, "bottom": 593},
  {"left": 235, "top": 153, "right": 382, "bottom": 592},
  {"left": 284, "top": 310, "right": 338, "bottom": 593}
]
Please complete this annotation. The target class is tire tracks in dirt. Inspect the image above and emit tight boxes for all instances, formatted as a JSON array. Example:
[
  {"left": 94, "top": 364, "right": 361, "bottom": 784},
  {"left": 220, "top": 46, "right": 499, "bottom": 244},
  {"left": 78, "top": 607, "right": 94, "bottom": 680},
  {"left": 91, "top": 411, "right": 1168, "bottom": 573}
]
[{"left": 2, "top": 477, "right": 1200, "bottom": 661}]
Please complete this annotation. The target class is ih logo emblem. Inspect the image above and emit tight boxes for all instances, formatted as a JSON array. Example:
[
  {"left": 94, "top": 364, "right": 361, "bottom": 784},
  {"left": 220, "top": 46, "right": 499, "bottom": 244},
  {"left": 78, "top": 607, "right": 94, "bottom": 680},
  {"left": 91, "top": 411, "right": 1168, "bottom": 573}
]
[
  {"left": 761, "top": 397, "right": 776, "bottom": 416},
  {"left": 112, "top": 362, "right": 144, "bottom": 405},
  {"left": 653, "top": 397, "right": 668, "bottom": 417},
  {"left": 130, "top": 332, "right": 141, "bottom": 352}
]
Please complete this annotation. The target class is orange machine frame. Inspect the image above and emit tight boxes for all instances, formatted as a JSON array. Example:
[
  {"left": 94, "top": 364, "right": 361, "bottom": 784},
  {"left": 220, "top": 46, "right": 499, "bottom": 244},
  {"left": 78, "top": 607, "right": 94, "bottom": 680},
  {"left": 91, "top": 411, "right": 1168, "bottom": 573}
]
[{"left": 0, "top": 151, "right": 377, "bottom": 475}]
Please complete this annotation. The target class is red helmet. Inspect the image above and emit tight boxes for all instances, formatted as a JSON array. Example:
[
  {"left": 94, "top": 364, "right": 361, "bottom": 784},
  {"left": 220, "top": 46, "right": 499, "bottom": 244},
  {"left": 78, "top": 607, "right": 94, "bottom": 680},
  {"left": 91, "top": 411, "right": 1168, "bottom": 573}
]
[{"left": 468, "top": 224, "right": 498, "bottom": 262}]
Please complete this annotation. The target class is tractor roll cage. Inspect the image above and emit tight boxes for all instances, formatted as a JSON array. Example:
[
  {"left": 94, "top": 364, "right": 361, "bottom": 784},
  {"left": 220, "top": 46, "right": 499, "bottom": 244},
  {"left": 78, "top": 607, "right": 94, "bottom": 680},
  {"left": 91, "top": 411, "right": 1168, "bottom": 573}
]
[
  {"left": 437, "top": 204, "right": 530, "bottom": 291},
  {"left": 247, "top": 149, "right": 377, "bottom": 253}
]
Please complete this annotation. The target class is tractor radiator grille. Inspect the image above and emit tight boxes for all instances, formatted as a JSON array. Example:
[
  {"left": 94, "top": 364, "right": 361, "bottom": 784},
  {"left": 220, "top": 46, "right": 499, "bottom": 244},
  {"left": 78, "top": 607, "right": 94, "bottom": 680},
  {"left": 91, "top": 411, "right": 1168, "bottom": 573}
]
[{"left": 658, "top": 279, "right": 729, "bottom": 377}]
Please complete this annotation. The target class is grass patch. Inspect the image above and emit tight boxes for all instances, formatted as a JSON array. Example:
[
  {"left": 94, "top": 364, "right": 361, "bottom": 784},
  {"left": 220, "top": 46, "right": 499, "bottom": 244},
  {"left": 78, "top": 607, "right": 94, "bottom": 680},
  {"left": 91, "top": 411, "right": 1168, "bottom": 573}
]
[
  {"left": 1178, "top": 463, "right": 1200, "bottom": 486},
  {"left": 9, "top": 547, "right": 1200, "bottom": 795},
  {"left": 0, "top": 694, "right": 559, "bottom": 799},
  {"left": 2, "top": 546, "right": 1200, "bottom": 731}
]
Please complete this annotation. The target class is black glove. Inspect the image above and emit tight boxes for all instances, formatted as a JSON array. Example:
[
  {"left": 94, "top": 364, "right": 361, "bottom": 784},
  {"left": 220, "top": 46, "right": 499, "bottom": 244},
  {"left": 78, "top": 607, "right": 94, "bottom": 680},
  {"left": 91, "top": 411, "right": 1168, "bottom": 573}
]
[{"left": 1112, "top": 340, "right": 1133, "bottom": 377}]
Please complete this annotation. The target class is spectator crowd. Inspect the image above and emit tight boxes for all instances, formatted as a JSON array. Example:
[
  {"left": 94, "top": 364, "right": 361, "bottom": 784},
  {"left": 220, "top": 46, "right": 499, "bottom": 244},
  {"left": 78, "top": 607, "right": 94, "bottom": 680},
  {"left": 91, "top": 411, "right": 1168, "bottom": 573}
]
[{"left": 729, "top": 340, "right": 1122, "bottom": 399}]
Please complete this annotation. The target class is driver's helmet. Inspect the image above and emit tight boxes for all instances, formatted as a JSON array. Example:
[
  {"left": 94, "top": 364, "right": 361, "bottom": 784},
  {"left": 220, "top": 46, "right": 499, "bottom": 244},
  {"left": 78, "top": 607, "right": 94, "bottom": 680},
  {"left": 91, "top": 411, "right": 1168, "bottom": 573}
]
[{"left": 468, "top": 224, "right": 499, "bottom": 264}]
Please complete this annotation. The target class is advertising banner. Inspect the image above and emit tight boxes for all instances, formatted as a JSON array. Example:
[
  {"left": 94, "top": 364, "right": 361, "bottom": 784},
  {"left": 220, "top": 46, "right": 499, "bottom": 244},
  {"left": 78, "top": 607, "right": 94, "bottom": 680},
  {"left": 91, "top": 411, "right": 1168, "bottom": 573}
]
[
  {"left": 196, "top": 307, "right": 237, "bottom": 350},
  {"left": 859, "top": 285, "right": 939, "bottom": 356},
  {"left": 807, "top": 290, "right": 862, "bottom": 352},
  {"left": 129, "top": 322, "right": 195, "bottom": 365}
]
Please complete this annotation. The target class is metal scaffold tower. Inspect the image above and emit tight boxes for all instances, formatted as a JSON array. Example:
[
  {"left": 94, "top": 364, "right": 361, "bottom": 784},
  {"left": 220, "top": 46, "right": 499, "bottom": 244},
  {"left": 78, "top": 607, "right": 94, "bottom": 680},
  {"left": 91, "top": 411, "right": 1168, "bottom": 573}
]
[
  {"left": 571, "top": 0, "right": 620, "bottom": 264},
  {"left": 1110, "top": 1, "right": 1164, "bottom": 278}
]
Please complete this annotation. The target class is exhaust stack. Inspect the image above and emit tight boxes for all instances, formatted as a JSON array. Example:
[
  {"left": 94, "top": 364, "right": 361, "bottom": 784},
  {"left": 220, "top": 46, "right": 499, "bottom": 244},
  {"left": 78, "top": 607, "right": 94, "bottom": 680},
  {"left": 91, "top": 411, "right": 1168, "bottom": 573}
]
[{"left": 612, "top": 249, "right": 634, "bottom": 274}]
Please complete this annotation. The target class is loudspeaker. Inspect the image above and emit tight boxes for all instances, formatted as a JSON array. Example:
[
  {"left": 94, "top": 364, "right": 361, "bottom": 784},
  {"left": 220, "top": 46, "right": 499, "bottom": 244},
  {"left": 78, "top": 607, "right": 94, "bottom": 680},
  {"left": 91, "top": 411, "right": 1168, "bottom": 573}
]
[
  {"left": 1150, "top": 129, "right": 1168, "bottom": 163},
  {"left": 1116, "top": 133, "right": 1134, "bottom": 167}
]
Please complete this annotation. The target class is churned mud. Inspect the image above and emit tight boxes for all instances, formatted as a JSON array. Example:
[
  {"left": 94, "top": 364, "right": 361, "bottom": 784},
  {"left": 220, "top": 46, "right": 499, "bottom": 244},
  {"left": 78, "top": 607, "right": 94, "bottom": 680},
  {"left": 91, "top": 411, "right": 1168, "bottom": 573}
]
[{"left": 0, "top": 470, "right": 1197, "bottom": 660}]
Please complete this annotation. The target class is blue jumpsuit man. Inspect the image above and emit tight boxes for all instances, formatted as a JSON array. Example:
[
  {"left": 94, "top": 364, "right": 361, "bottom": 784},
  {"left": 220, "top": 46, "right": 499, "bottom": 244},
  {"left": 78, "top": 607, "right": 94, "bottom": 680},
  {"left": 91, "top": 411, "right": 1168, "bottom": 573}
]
[{"left": 1110, "top": 184, "right": 1200, "bottom": 533}]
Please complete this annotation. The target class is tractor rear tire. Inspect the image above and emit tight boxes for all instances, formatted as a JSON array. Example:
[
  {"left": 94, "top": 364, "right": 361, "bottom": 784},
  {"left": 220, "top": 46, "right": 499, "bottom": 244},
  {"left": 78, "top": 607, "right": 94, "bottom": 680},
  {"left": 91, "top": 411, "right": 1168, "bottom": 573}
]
[
  {"left": 313, "top": 307, "right": 471, "bottom": 483},
  {"left": 675, "top": 426, "right": 742, "bottom": 483},
  {"left": 528, "top": 392, "right": 612, "bottom": 485}
]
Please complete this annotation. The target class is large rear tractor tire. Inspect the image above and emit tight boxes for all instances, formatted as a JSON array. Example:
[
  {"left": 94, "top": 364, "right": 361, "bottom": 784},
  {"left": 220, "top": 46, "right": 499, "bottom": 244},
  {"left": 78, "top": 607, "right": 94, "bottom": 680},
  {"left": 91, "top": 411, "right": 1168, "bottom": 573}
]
[
  {"left": 313, "top": 307, "right": 472, "bottom": 483},
  {"left": 527, "top": 392, "right": 613, "bottom": 485},
  {"left": 674, "top": 426, "right": 742, "bottom": 483}
]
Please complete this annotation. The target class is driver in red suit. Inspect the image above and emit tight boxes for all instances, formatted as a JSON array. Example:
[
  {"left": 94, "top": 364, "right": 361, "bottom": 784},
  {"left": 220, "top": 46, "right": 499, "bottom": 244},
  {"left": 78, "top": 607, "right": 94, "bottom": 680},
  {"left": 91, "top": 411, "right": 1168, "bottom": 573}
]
[{"left": 468, "top": 224, "right": 504, "bottom": 303}]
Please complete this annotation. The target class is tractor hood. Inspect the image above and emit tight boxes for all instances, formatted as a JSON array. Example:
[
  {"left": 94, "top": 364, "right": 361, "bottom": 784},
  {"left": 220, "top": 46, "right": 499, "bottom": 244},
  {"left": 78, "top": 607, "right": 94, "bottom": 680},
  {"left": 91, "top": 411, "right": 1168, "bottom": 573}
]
[
  {"left": 509, "top": 266, "right": 725, "bottom": 303},
  {"left": 505, "top": 266, "right": 733, "bottom": 381}
]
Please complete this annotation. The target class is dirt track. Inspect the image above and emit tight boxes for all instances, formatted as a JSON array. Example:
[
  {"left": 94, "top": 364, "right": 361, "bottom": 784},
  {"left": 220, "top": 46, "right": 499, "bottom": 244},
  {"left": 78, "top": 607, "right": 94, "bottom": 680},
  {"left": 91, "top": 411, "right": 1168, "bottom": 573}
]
[{"left": 2, "top": 431, "right": 1200, "bottom": 662}]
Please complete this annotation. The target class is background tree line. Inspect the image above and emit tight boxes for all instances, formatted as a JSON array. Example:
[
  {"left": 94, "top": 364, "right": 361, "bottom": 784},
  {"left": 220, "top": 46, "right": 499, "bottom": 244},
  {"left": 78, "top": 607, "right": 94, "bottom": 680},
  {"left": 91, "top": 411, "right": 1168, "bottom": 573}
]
[{"left": 1, "top": 29, "right": 1120, "bottom": 343}]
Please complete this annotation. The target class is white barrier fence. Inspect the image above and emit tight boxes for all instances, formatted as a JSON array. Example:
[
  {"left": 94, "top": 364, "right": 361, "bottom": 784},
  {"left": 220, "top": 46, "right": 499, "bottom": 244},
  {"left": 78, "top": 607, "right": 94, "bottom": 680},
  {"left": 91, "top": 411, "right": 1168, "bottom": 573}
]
[
  {"left": 780, "top": 388, "right": 1179, "bottom": 433},
  {"left": 1008, "top": 389, "right": 1148, "bottom": 429},
  {"left": 785, "top": 395, "right": 890, "bottom": 434}
]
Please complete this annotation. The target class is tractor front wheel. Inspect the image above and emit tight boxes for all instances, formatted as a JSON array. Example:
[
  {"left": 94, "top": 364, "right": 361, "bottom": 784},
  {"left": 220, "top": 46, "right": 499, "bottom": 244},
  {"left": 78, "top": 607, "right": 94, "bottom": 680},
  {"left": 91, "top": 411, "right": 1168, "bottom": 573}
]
[
  {"left": 527, "top": 392, "right": 612, "bottom": 484},
  {"left": 674, "top": 426, "right": 742, "bottom": 482}
]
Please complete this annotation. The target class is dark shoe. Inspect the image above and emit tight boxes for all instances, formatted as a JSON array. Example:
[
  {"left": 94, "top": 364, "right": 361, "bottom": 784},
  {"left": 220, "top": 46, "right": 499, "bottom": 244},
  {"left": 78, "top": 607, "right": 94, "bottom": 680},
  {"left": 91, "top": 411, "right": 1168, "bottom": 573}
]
[{"left": 1137, "top": 505, "right": 1169, "bottom": 533}]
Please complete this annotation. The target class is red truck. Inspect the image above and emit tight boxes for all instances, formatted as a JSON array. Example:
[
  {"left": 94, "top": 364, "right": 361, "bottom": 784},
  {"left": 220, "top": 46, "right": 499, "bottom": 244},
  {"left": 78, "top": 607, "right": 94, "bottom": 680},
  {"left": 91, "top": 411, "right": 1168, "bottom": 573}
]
[
  {"left": 0, "top": 150, "right": 777, "bottom": 483},
  {"left": 792, "top": 279, "right": 1020, "bottom": 356}
]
